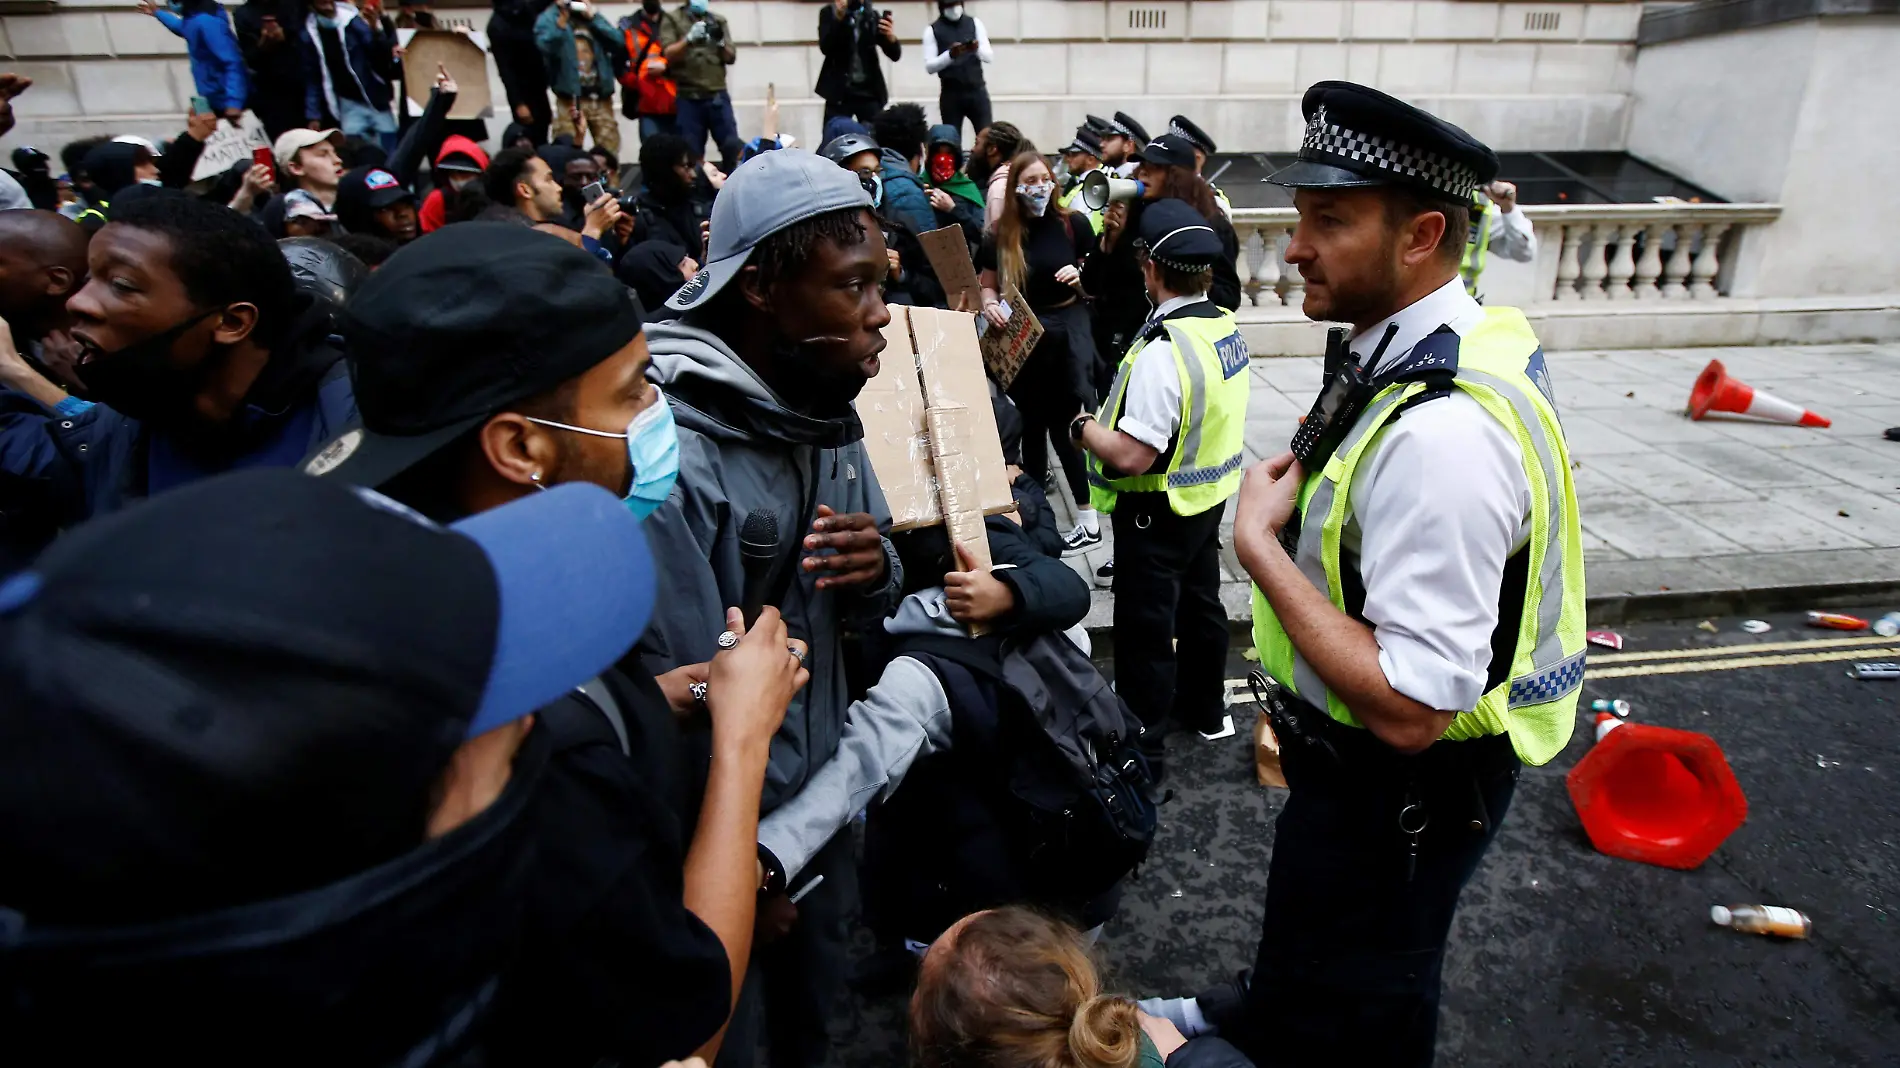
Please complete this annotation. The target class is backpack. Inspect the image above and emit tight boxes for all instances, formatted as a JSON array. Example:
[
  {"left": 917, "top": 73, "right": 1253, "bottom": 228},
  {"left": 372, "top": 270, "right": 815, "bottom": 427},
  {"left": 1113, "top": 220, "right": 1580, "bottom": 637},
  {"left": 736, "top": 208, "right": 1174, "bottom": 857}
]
[{"left": 907, "top": 632, "right": 1159, "bottom": 905}]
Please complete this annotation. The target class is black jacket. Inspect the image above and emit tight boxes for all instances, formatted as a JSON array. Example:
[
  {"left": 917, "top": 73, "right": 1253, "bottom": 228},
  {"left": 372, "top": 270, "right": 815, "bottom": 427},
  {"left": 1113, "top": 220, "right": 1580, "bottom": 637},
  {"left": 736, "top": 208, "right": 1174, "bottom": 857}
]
[
  {"left": 0, "top": 671, "right": 729, "bottom": 1067},
  {"left": 814, "top": 2, "right": 900, "bottom": 105},
  {"left": 1082, "top": 200, "right": 1244, "bottom": 358}
]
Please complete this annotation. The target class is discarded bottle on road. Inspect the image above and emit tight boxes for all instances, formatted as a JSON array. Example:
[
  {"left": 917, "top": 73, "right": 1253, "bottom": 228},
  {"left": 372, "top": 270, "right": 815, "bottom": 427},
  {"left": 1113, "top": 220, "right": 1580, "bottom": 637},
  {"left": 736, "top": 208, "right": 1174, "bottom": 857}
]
[
  {"left": 1847, "top": 662, "right": 1900, "bottom": 680},
  {"left": 1711, "top": 904, "right": 1811, "bottom": 939},
  {"left": 1874, "top": 612, "right": 1900, "bottom": 637},
  {"left": 1807, "top": 611, "right": 1869, "bottom": 631},
  {"left": 1591, "top": 698, "right": 1632, "bottom": 718}
]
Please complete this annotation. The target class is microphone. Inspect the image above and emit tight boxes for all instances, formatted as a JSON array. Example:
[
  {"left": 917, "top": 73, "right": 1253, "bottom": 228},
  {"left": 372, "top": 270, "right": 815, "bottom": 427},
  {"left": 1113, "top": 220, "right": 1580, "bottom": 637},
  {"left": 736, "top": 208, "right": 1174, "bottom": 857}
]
[{"left": 738, "top": 508, "right": 780, "bottom": 629}]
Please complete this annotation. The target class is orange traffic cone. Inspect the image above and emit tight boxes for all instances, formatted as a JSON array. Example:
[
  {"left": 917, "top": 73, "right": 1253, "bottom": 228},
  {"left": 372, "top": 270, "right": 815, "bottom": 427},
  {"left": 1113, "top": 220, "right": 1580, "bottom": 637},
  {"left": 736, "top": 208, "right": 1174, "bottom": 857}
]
[
  {"left": 1687, "top": 359, "right": 1829, "bottom": 427},
  {"left": 1566, "top": 723, "right": 1748, "bottom": 870}
]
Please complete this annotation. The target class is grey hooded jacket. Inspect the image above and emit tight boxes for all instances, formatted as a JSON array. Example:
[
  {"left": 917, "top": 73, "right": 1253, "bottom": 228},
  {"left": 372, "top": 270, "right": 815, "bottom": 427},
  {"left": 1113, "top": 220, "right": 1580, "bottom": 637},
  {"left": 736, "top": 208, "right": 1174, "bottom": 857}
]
[{"left": 642, "top": 318, "right": 908, "bottom": 813}]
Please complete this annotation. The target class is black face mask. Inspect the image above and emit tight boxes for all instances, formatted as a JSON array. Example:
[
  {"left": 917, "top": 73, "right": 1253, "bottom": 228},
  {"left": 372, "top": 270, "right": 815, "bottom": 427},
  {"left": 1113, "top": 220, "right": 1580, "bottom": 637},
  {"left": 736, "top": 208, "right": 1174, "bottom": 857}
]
[
  {"left": 772, "top": 334, "right": 869, "bottom": 415},
  {"left": 74, "top": 308, "right": 222, "bottom": 428},
  {"left": 642, "top": 0, "right": 661, "bottom": 12}
]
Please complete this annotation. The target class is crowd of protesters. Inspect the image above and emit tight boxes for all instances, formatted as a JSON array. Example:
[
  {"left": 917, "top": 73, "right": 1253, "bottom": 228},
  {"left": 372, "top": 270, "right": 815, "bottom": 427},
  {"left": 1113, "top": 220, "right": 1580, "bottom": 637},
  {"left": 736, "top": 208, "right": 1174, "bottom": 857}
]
[{"left": 0, "top": 2, "right": 1284, "bottom": 1064}]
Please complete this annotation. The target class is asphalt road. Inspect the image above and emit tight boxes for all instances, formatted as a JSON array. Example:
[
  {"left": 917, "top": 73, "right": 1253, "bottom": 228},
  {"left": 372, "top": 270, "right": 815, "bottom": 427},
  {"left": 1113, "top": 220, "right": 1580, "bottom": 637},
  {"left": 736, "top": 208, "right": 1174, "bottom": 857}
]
[{"left": 829, "top": 607, "right": 1900, "bottom": 1066}]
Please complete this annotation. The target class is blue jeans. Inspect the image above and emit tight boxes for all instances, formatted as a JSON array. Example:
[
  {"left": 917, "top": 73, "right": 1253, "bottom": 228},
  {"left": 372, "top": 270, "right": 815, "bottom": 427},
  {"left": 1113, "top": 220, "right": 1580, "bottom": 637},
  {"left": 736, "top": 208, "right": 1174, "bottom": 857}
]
[
  {"left": 639, "top": 114, "right": 679, "bottom": 142},
  {"left": 336, "top": 96, "right": 397, "bottom": 151},
  {"left": 675, "top": 91, "right": 737, "bottom": 162}
]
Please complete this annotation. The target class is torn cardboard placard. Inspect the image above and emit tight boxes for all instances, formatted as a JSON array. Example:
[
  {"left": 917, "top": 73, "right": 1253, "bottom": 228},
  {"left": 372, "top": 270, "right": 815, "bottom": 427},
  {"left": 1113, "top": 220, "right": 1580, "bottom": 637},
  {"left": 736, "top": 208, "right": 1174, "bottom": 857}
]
[
  {"left": 857, "top": 306, "right": 1015, "bottom": 558},
  {"left": 1254, "top": 711, "right": 1287, "bottom": 788},
  {"left": 402, "top": 30, "right": 493, "bottom": 120},
  {"left": 918, "top": 225, "right": 983, "bottom": 313},
  {"left": 978, "top": 284, "right": 1042, "bottom": 390}
]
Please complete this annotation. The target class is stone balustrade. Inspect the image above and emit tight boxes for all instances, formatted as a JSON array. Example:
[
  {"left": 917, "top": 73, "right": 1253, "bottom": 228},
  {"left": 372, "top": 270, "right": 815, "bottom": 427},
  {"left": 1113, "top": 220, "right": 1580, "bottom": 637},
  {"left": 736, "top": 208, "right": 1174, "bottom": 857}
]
[{"left": 1228, "top": 201, "right": 1782, "bottom": 306}]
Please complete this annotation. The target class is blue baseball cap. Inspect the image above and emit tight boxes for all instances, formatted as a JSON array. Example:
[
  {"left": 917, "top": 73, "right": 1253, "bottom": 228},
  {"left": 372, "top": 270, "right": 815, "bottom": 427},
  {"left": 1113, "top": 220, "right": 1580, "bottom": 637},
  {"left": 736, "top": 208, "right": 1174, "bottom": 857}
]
[{"left": 0, "top": 469, "right": 654, "bottom": 922}]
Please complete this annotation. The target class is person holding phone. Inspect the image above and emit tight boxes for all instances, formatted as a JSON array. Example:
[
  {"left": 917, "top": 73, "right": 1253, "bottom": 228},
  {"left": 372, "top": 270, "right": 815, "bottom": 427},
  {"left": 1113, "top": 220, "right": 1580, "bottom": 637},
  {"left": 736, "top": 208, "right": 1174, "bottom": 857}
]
[
  {"left": 140, "top": 0, "right": 249, "bottom": 123},
  {"left": 234, "top": 0, "right": 310, "bottom": 139},
  {"left": 535, "top": 0, "right": 627, "bottom": 155},
  {"left": 815, "top": 0, "right": 901, "bottom": 126},
  {"left": 922, "top": 0, "right": 991, "bottom": 143}
]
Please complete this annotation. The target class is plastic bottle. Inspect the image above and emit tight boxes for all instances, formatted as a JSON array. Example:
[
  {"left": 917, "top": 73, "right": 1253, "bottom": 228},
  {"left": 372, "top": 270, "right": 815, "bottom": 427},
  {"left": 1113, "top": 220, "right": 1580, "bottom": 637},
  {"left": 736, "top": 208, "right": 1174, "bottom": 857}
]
[
  {"left": 1874, "top": 612, "right": 1900, "bottom": 637},
  {"left": 1807, "top": 611, "right": 1869, "bottom": 631},
  {"left": 1710, "top": 904, "right": 1811, "bottom": 939}
]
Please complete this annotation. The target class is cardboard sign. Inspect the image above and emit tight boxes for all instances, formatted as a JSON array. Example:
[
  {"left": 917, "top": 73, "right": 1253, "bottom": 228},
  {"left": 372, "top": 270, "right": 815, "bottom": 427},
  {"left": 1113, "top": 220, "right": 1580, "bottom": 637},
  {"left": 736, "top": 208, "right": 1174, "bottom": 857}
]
[
  {"left": 858, "top": 306, "right": 1015, "bottom": 551},
  {"left": 917, "top": 225, "right": 983, "bottom": 313},
  {"left": 978, "top": 284, "right": 1043, "bottom": 390},
  {"left": 190, "top": 114, "right": 271, "bottom": 182},
  {"left": 402, "top": 30, "right": 493, "bottom": 120}
]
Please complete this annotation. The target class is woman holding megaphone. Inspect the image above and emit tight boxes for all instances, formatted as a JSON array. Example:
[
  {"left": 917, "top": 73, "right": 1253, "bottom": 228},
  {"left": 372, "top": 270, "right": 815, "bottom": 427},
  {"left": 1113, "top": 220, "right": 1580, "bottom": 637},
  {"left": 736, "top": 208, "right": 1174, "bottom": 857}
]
[{"left": 978, "top": 149, "right": 1102, "bottom": 553}]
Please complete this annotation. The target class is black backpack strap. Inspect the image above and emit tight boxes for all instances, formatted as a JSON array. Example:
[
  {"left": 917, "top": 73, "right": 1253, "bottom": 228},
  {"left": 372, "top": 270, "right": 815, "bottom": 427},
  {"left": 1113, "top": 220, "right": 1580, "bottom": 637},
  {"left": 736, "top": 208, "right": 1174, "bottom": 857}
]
[{"left": 572, "top": 676, "right": 631, "bottom": 757}]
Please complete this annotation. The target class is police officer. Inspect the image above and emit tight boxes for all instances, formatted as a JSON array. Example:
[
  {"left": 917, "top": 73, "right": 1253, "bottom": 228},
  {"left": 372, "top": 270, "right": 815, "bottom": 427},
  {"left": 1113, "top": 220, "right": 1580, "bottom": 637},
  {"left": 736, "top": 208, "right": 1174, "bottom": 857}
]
[
  {"left": 1463, "top": 178, "right": 1536, "bottom": 300},
  {"left": 1058, "top": 124, "right": 1107, "bottom": 234},
  {"left": 1073, "top": 198, "right": 1252, "bottom": 766},
  {"left": 1167, "top": 114, "right": 1230, "bottom": 219},
  {"left": 1090, "top": 111, "right": 1149, "bottom": 178},
  {"left": 1223, "top": 81, "right": 1586, "bottom": 1066}
]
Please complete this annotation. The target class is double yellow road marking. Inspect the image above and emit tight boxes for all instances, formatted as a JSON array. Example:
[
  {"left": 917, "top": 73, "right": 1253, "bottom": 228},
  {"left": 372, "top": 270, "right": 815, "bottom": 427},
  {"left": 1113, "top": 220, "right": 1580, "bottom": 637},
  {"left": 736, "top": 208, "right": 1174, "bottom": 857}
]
[{"left": 1587, "top": 635, "right": 1899, "bottom": 679}]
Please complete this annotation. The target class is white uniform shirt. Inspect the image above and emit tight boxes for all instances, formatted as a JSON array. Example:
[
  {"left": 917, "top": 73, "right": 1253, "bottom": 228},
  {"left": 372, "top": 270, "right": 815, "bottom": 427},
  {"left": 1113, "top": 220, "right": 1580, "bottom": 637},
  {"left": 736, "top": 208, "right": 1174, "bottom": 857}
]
[
  {"left": 1343, "top": 276, "right": 1533, "bottom": 713},
  {"left": 1113, "top": 294, "right": 1208, "bottom": 451},
  {"left": 1486, "top": 202, "right": 1536, "bottom": 264},
  {"left": 921, "top": 16, "right": 993, "bottom": 74}
]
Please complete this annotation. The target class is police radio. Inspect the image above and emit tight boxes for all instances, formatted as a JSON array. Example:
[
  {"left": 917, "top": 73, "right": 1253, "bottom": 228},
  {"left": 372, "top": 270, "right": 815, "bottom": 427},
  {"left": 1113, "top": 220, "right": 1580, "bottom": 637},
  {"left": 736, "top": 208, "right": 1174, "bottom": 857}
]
[{"left": 1279, "top": 323, "right": 1399, "bottom": 556}]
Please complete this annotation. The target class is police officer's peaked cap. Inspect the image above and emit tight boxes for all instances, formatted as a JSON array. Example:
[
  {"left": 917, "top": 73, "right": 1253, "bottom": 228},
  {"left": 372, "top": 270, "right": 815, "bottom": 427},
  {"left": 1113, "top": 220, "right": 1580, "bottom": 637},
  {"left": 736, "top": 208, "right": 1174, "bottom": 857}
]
[
  {"left": 1138, "top": 198, "right": 1221, "bottom": 271},
  {"left": 1063, "top": 126, "right": 1104, "bottom": 158},
  {"left": 1110, "top": 111, "right": 1151, "bottom": 145},
  {"left": 1084, "top": 114, "right": 1116, "bottom": 137},
  {"left": 1267, "top": 81, "right": 1498, "bottom": 204},
  {"left": 1167, "top": 115, "right": 1217, "bottom": 155}
]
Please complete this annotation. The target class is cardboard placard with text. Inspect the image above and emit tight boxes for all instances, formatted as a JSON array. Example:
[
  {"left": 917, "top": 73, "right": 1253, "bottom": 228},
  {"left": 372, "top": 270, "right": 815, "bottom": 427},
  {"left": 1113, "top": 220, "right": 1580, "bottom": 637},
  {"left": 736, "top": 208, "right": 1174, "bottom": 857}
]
[
  {"left": 978, "top": 284, "right": 1042, "bottom": 390},
  {"left": 402, "top": 30, "right": 493, "bottom": 120},
  {"left": 856, "top": 307, "right": 1015, "bottom": 563},
  {"left": 917, "top": 225, "right": 983, "bottom": 313},
  {"left": 190, "top": 114, "right": 271, "bottom": 182}
]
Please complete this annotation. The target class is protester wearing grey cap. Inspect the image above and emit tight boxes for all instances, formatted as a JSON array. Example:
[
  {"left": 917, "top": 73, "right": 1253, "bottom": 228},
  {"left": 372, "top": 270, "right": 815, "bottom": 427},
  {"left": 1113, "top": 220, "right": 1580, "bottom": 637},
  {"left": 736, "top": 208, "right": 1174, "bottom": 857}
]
[{"left": 643, "top": 147, "right": 942, "bottom": 1068}]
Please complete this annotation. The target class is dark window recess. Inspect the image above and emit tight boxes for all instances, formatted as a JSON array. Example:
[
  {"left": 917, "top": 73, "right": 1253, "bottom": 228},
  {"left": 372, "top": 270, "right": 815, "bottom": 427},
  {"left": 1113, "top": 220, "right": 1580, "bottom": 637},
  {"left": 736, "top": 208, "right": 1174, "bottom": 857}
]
[{"left": 1524, "top": 11, "right": 1563, "bottom": 32}]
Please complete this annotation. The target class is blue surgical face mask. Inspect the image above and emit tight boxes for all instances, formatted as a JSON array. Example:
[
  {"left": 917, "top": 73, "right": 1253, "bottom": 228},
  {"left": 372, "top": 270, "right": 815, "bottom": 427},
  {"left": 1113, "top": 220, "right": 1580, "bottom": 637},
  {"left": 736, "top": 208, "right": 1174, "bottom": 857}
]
[
  {"left": 315, "top": 13, "right": 339, "bottom": 27},
  {"left": 525, "top": 386, "right": 680, "bottom": 521}
]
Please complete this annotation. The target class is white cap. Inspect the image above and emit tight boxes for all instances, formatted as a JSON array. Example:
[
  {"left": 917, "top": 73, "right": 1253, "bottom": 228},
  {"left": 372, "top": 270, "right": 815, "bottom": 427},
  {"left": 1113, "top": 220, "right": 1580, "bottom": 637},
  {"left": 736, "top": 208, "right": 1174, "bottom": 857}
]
[{"left": 1710, "top": 905, "right": 1732, "bottom": 926}]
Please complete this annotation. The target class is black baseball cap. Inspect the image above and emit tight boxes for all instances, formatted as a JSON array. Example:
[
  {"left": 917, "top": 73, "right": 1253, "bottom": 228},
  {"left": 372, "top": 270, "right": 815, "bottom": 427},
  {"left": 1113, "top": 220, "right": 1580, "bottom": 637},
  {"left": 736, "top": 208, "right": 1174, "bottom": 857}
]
[
  {"left": 1133, "top": 133, "right": 1197, "bottom": 168},
  {"left": 1267, "top": 81, "right": 1498, "bottom": 204},
  {"left": 338, "top": 166, "right": 414, "bottom": 210},
  {"left": 0, "top": 468, "right": 655, "bottom": 924},
  {"left": 304, "top": 222, "right": 647, "bottom": 489}
]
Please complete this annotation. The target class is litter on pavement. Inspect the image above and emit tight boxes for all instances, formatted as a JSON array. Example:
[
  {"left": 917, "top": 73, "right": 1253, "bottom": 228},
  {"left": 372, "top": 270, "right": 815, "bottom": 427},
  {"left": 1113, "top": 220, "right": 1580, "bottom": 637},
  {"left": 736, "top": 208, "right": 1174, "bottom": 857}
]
[
  {"left": 1698, "top": 620, "right": 1719, "bottom": 633},
  {"left": 1847, "top": 662, "right": 1900, "bottom": 681},
  {"left": 1590, "top": 698, "right": 1632, "bottom": 718},
  {"left": 1586, "top": 630, "right": 1623, "bottom": 650},
  {"left": 1741, "top": 619, "right": 1772, "bottom": 634},
  {"left": 1711, "top": 904, "right": 1812, "bottom": 939},
  {"left": 1807, "top": 611, "right": 1869, "bottom": 631},
  {"left": 1873, "top": 611, "right": 1900, "bottom": 637}
]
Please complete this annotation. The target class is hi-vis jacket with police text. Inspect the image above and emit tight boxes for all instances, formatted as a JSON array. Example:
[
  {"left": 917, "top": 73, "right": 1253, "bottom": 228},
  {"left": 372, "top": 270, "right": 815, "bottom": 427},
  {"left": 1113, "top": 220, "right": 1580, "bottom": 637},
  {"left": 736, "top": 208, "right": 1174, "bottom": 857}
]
[
  {"left": 1250, "top": 306, "right": 1585, "bottom": 766},
  {"left": 1087, "top": 306, "right": 1250, "bottom": 518}
]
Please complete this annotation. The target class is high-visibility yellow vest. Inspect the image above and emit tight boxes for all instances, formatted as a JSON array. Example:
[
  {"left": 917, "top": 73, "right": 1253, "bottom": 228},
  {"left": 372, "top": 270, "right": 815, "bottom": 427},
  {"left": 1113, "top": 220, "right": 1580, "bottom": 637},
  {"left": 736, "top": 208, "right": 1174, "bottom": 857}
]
[
  {"left": 1461, "top": 192, "right": 1495, "bottom": 296},
  {"left": 1059, "top": 168, "right": 1105, "bottom": 235},
  {"left": 1249, "top": 306, "right": 1586, "bottom": 766},
  {"left": 1087, "top": 309, "right": 1251, "bottom": 517}
]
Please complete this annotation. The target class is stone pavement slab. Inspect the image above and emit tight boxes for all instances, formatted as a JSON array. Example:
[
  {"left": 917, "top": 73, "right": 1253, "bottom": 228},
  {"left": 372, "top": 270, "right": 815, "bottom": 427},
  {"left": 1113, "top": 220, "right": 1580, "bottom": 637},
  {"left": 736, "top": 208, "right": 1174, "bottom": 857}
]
[{"left": 1057, "top": 342, "right": 1900, "bottom": 633}]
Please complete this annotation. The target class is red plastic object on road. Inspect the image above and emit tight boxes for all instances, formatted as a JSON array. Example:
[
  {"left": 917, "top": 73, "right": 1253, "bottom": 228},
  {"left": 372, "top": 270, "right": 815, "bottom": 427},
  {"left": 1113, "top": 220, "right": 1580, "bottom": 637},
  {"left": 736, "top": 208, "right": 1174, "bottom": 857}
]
[
  {"left": 1566, "top": 722, "right": 1748, "bottom": 870},
  {"left": 1806, "top": 610, "right": 1868, "bottom": 631},
  {"left": 1687, "top": 359, "right": 1830, "bottom": 427}
]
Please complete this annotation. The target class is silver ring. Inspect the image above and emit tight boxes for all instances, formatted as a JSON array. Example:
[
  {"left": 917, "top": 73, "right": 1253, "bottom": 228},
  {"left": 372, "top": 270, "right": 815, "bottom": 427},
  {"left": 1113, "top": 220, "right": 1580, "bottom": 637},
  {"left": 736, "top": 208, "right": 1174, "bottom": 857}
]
[
  {"left": 789, "top": 644, "right": 807, "bottom": 666},
  {"left": 717, "top": 630, "right": 739, "bottom": 650}
]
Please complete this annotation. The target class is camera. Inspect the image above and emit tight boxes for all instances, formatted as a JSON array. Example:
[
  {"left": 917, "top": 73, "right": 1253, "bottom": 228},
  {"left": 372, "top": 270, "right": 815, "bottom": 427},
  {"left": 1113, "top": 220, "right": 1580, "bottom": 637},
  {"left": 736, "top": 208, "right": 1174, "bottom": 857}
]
[{"left": 697, "top": 12, "right": 725, "bottom": 44}]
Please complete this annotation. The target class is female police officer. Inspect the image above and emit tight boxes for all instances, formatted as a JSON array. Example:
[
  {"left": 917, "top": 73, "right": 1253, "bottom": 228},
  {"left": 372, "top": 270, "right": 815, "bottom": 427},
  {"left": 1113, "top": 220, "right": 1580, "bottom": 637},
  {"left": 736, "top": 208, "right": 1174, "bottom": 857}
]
[{"left": 1223, "top": 82, "right": 1586, "bottom": 1066}]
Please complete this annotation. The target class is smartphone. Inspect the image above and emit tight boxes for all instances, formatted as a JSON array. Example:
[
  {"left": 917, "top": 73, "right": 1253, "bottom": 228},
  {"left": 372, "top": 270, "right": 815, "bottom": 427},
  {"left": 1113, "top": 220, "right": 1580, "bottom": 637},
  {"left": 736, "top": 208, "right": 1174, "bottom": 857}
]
[
  {"left": 581, "top": 180, "right": 607, "bottom": 204},
  {"left": 252, "top": 146, "right": 275, "bottom": 183},
  {"left": 191, "top": 95, "right": 211, "bottom": 114}
]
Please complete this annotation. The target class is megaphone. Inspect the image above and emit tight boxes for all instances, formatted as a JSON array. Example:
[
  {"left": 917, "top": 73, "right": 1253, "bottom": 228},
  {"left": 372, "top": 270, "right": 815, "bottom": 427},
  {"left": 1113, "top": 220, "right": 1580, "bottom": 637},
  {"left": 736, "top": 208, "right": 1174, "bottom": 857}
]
[{"left": 1080, "top": 171, "right": 1145, "bottom": 212}]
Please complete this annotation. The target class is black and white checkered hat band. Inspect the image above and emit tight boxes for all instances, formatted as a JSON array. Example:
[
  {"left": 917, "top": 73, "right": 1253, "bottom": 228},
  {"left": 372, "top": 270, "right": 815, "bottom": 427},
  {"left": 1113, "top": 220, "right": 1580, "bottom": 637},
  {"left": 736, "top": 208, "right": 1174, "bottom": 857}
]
[{"left": 1299, "top": 113, "right": 1477, "bottom": 199}]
